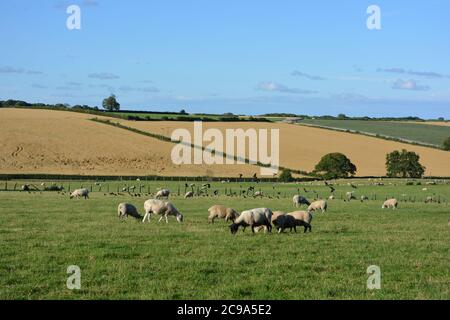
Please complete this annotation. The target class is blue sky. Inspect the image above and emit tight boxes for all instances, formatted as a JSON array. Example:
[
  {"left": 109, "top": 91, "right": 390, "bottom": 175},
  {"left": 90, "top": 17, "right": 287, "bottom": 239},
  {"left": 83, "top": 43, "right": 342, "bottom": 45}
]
[{"left": 0, "top": 0, "right": 449, "bottom": 118}]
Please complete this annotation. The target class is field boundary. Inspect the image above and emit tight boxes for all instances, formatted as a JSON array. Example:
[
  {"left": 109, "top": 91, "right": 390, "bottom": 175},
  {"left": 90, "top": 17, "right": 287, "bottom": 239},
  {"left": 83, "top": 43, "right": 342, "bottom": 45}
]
[{"left": 293, "top": 122, "right": 447, "bottom": 151}]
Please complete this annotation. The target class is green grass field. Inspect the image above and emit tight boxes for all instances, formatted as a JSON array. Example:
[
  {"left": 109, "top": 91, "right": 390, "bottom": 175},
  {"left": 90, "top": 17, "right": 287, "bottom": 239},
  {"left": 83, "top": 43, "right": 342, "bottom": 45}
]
[
  {"left": 0, "top": 179, "right": 449, "bottom": 299},
  {"left": 296, "top": 119, "right": 450, "bottom": 147}
]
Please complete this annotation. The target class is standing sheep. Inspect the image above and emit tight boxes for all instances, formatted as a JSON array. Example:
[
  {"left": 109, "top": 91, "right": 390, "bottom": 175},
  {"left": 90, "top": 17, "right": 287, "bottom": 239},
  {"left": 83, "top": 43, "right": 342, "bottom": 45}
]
[
  {"left": 382, "top": 198, "right": 398, "bottom": 209},
  {"left": 185, "top": 191, "right": 194, "bottom": 199},
  {"left": 276, "top": 211, "right": 312, "bottom": 233},
  {"left": 292, "top": 195, "right": 311, "bottom": 207},
  {"left": 346, "top": 191, "right": 356, "bottom": 201},
  {"left": 70, "top": 188, "right": 89, "bottom": 199},
  {"left": 229, "top": 208, "right": 272, "bottom": 234},
  {"left": 308, "top": 200, "right": 327, "bottom": 213},
  {"left": 155, "top": 189, "right": 170, "bottom": 199},
  {"left": 208, "top": 205, "right": 239, "bottom": 223},
  {"left": 143, "top": 199, "right": 183, "bottom": 223},
  {"left": 117, "top": 203, "right": 142, "bottom": 220}
]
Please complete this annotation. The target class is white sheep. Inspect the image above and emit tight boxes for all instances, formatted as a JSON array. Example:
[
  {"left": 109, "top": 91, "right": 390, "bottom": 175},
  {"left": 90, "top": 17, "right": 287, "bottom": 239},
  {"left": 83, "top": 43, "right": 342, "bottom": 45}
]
[
  {"left": 117, "top": 203, "right": 142, "bottom": 220},
  {"left": 229, "top": 208, "right": 272, "bottom": 234},
  {"left": 155, "top": 189, "right": 170, "bottom": 199},
  {"left": 292, "top": 195, "right": 310, "bottom": 207},
  {"left": 253, "top": 191, "right": 263, "bottom": 198},
  {"left": 70, "top": 188, "right": 89, "bottom": 199},
  {"left": 185, "top": 191, "right": 194, "bottom": 199},
  {"left": 328, "top": 195, "right": 335, "bottom": 200},
  {"left": 143, "top": 199, "right": 183, "bottom": 223},
  {"left": 208, "top": 205, "right": 239, "bottom": 223},
  {"left": 307, "top": 200, "right": 327, "bottom": 213},
  {"left": 360, "top": 195, "right": 369, "bottom": 202},
  {"left": 382, "top": 198, "right": 398, "bottom": 209}
]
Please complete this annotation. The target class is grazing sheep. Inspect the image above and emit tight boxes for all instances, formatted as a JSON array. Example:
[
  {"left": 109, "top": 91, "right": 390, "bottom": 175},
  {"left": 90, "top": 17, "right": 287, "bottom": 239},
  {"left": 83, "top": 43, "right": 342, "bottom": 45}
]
[
  {"left": 155, "top": 189, "right": 170, "bottom": 199},
  {"left": 185, "top": 191, "right": 194, "bottom": 199},
  {"left": 70, "top": 188, "right": 89, "bottom": 199},
  {"left": 208, "top": 205, "right": 239, "bottom": 223},
  {"left": 360, "top": 195, "right": 369, "bottom": 202},
  {"left": 382, "top": 198, "right": 398, "bottom": 210},
  {"left": 253, "top": 191, "right": 263, "bottom": 198},
  {"left": 328, "top": 194, "right": 335, "bottom": 200},
  {"left": 117, "top": 203, "right": 142, "bottom": 220},
  {"left": 346, "top": 191, "right": 356, "bottom": 201},
  {"left": 229, "top": 208, "right": 272, "bottom": 234},
  {"left": 292, "top": 195, "right": 311, "bottom": 207},
  {"left": 425, "top": 196, "right": 434, "bottom": 203},
  {"left": 256, "top": 211, "right": 286, "bottom": 232},
  {"left": 284, "top": 210, "right": 313, "bottom": 233},
  {"left": 308, "top": 200, "right": 327, "bottom": 213},
  {"left": 143, "top": 199, "right": 183, "bottom": 223}
]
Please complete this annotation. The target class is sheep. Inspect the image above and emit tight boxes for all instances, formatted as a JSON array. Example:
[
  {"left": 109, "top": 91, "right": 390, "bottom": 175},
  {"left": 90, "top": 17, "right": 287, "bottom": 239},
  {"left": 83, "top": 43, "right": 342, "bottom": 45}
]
[
  {"left": 208, "top": 205, "right": 239, "bottom": 223},
  {"left": 117, "top": 203, "right": 142, "bottom": 220},
  {"left": 253, "top": 191, "right": 263, "bottom": 198},
  {"left": 185, "top": 191, "right": 194, "bottom": 199},
  {"left": 382, "top": 198, "right": 398, "bottom": 210},
  {"left": 283, "top": 210, "right": 313, "bottom": 233},
  {"left": 255, "top": 211, "right": 285, "bottom": 232},
  {"left": 70, "top": 188, "right": 89, "bottom": 199},
  {"left": 142, "top": 199, "right": 183, "bottom": 223},
  {"left": 346, "top": 191, "right": 356, "bottom": 201},
  {"left": 292, "top": 195, "right": 311, "bottom": 207},
  {"left": 328, "top": 194, "right": 335, "bottom": 200},
  {"left": 307, "top": 200, "right": 327, "bottom": 213},
  {"left": 229, "top": 208, "right": 272, "bottom": 234},
  {"left": 360, "top": 195, "right": 369, "bottom": 202},
  {"left": 425, "top": 196, "right": 434, "bottom": 203},
  {"left": 155, "top": 189, "right": 170, "bottom": 199}
]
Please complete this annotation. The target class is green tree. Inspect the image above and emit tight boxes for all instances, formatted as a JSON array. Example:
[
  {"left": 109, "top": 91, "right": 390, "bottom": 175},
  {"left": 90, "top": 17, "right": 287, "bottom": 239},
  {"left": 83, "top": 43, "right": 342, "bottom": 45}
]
[
  {"left": 443, "top": 137, "right": 450, "bottom": 151},
  {"left": 386, "top": 149, "right": 425, "bottom": 178},
  {"left": 278, "top": 169, "right": 294, "bottom": 182},
  {"left": 102, "top": 94, "right": 120, "bottom": 111},
  {"left": 313, "top": 153, "right": 356, "bottom": 179}
]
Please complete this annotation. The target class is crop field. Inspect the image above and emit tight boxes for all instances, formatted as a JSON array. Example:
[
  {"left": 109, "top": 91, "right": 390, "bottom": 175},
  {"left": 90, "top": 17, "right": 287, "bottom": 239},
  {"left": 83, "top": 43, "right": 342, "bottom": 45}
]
[
  {"left": 0, "top": 179, "right": 449, "bottom": 299},
  {"left": 296, "top": 119, "right": 450, "bottom": 147}
]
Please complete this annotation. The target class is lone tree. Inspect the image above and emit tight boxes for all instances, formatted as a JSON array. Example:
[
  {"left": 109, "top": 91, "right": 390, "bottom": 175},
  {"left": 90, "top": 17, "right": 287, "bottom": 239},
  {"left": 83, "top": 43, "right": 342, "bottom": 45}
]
[
  {"left": 443, "top": 137, "right": 450, "bottom": 151},
  {"left": 278, "top": 168, "right": 294, "bottom": 182},
  {"left": 386, "top": 149, "right": 425, "bottom": 178},
  {"left": 313, "top": 153, "right": 357, "bottom": 179},
  {"left": 102, "top": 94, "right": 120, "bottom": 111}
]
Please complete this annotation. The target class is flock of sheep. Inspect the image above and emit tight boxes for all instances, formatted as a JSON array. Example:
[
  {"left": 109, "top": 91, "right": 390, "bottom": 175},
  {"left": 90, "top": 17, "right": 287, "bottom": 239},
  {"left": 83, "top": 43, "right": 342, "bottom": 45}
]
[{"left": 69, "top": 187, "right": 399, "bottom": 235}]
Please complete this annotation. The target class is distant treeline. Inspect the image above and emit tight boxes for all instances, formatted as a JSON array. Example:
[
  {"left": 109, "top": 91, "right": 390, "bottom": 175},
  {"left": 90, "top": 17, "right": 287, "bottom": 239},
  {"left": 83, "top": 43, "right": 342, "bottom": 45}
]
[
  {"left": 261, "top": 113, "right": 447, "bottom": 122},
  {"left": 0, "top": 100, "right": 271, "bottom": 122}
]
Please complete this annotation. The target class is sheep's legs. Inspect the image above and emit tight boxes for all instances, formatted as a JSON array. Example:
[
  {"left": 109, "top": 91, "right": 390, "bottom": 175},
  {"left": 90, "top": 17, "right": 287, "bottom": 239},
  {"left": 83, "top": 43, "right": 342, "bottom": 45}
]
[
  {"left": 165, "top": 215, "right": 169, "bottom": 224},
  {"left": 158, "top": 216, "right": 164, "bottom": 223}
]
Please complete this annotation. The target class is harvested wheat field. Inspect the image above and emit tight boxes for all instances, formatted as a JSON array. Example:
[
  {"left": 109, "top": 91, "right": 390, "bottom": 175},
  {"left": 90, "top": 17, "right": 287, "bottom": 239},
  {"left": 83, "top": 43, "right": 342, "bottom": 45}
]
[
  {"left": 120, "top": 120, "right": 450, "bottom": 176},
  {"left": 0, "top": 109, "right": 256, "bottom": 176}
]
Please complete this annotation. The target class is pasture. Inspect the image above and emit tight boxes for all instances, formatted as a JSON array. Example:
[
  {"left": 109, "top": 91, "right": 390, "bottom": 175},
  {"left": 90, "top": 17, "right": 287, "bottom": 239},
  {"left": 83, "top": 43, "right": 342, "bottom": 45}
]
[
  {"left": 296, "top": 119, "right": 450, "bottom": 147},
  {"left": 0, "top": 179, "right": 449, "bottom": 299}
]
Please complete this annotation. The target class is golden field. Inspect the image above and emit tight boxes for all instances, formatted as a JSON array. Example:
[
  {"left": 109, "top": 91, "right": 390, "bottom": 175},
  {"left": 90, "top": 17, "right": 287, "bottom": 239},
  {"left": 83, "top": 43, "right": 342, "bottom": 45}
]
[
  {"left": 1, "top": 108, "right": 449, "bottom": 177},
  {"left": 0, "top": 109, "right": 255, "bottom": 176}
]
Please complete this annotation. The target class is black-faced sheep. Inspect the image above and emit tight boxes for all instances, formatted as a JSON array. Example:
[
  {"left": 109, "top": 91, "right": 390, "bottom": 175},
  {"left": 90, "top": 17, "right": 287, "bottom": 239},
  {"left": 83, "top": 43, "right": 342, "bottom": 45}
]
[{"left": 292, "top": 195, "right": 311, "bottom": 207}]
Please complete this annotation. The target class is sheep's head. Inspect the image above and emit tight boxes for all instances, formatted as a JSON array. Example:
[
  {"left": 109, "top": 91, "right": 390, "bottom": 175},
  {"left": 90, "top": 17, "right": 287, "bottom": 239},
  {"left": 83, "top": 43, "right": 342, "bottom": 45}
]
[
  {"left": 176, "top": 213, "right": 184, "bottom": 223},
  {"left": 229, "top": 223, "right": 239, "bottom": 235}
]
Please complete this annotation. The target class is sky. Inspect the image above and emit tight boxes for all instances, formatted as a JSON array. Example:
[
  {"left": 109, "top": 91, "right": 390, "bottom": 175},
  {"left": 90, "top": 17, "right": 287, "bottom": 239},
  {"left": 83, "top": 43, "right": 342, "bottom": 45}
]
[{"left": 0, "top": 0, "right": 449, "bottom": 118}]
